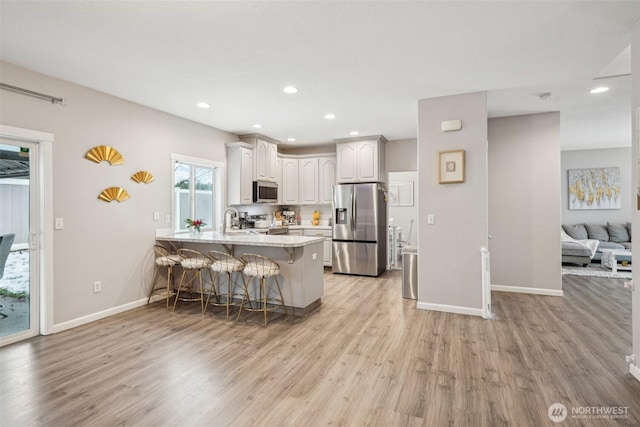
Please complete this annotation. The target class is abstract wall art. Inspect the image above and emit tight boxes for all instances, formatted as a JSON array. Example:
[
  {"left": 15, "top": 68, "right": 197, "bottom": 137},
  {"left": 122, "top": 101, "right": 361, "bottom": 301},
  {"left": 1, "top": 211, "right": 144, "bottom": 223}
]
[{"left": 568, "top": 167, "right": 620, "bottom": 210}]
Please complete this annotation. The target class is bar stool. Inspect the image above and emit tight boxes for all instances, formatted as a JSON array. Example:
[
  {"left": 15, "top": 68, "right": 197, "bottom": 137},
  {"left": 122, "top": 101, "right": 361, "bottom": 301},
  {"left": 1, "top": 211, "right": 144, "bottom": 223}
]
[
  {"left": 147, "top": 244, "right": 181, "bottom": 308},
  {"left": 237, "top": 253, "right": 287, "bottom": 327},
  {"left": 173, "top": 248, "right": 213, "bottom": 313},
  {"left": 205, "top": 250, "right": 247, "bottom": 319}
]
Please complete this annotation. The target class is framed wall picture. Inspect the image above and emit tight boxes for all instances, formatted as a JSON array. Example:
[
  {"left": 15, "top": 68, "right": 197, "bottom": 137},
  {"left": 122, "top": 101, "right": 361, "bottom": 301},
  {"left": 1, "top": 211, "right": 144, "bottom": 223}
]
[
  {"left": 438, "top": 149, "right": 465, "bottom": 184},
  {"left": 389, "top": 181, "right": 414, "bottom": 206},
  {"left": 568, "top": 167, "right": 620, "bottom": 210}
]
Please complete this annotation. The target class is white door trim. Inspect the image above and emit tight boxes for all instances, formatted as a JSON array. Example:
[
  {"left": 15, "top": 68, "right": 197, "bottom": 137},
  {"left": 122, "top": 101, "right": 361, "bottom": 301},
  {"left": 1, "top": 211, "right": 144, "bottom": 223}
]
[{"left": 0, "top": 124, "right": 54, "bottom": 336}]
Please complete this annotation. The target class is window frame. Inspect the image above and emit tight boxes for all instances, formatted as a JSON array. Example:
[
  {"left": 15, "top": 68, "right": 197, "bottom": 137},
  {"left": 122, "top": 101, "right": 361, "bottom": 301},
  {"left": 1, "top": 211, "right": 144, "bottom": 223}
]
[{"left": 170, "top": 153, "right": 225, "bottom": 234}]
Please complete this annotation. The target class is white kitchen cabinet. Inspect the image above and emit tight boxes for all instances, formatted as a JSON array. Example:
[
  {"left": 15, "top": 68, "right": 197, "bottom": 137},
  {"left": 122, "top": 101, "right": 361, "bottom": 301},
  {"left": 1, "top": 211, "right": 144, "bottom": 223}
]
[
  {"left": 323, "top": 239, "right": 332, "bottom": 266},
  {"left": 226, "top": 142, "right": 255, "bottom": 205},
  {"left": 297, "top": 155, "right": 335, "bottom": 206},
  {"left": 299, "top": 158, "right": 318, "bottom": 205},
  {"left": 318, "top": 156, "right": 336, "bottom": 205},
  {"left": 335, "top": 136, "right": 387, "bottom": 183},
  {"left": 276, "top": 156, "right": 283, "bottom": 205},
  {"left": 281, "top": 156, "right": 299, "bottom": 205},
  {"left": 303, "top": 228, "right": 332, "bottom": 267},
  {"left": 268, "top": 142, "right": 278, "bottom": 182},
  {"left": 336, "top": 143, "right": 357, "bottom": 182},
  {"left": 240, "top": 134, "right": 278, "bottom": 182},
  {"left": 255, "top": 139, "right": 268, "bottom": 181},
  {"left": 357, "top": 140, "right": 377, "bottom": 181}
]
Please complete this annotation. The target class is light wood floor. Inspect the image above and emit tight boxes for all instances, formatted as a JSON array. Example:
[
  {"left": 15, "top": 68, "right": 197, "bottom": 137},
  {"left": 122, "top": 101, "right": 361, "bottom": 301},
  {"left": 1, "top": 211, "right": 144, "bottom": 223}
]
[{"left": 1, "top": 271, "right": 638, "bottom": 426}]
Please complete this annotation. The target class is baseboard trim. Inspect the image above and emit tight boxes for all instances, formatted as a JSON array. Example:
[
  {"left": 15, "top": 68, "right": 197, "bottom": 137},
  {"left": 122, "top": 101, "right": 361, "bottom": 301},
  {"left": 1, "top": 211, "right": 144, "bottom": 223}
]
[
  {"left": 491, "top": 285, "right": 563, "bottom": 297},
  {"left": 631, "top": 363, "right": 640, "bottom": 382},
  {"left": 52, "top": 297, "right": 158, "bottom": 334},
  {"left": 416, "top": 302, "right": 483, "bottom": 317}
]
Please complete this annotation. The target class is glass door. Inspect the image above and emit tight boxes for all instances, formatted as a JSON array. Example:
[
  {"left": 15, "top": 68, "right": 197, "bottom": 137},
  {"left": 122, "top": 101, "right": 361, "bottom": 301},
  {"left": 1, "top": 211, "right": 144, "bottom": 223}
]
[{"left": 0, "top": 139, "right": 39, "bottom": 342}]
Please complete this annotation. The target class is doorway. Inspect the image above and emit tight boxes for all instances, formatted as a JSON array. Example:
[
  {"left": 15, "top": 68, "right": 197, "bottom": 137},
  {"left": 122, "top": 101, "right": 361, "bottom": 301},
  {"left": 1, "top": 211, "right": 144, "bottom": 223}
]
[
  {"left": 0, "top": 125, "right": 53, "bottom": 346},
  {"left": 0, "top": 139, "right": 38, "bottom": 341}
]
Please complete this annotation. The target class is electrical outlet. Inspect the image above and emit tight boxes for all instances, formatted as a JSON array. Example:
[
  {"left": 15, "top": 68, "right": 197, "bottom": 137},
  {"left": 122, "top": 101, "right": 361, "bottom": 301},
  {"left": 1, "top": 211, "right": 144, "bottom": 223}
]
[
  {"left": 165, "top": 214, "right": 171, "bottom": 224},
  {"left": 312, "top": 253, "right": 317, "bottom": 260},
  {"left": 153, "top": 211, "right": 160, "bottom": 221},
  {"left": 93, "top": 281, "right": 102, "bottom": 293}
]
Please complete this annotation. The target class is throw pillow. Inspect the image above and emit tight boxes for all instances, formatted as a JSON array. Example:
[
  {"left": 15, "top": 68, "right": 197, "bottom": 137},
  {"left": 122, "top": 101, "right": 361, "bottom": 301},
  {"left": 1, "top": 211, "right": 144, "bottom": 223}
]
[
  {"left": 584, "top": 223, "right": 609, "bottom": 242},
  {"left": 562, "top": 224, "right": 588, "bottom": 240},
  {"left": 628, "top": 222, "right": 632, "bottom": 239},
  {"left": 608, "top": 222, "right": 630, "bottom": 243}
]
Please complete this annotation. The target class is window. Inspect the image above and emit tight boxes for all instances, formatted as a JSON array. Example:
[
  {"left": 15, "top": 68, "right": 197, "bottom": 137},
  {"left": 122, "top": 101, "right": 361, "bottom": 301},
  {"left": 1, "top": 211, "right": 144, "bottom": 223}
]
[{"left": 171, "top": 154, "right": 224, "bottom": 233}]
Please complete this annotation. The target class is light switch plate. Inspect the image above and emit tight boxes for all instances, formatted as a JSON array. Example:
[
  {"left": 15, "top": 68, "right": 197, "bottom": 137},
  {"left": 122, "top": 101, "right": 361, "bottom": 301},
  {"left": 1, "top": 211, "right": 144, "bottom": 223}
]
[
  {"left": 153, "top": 211, "right": 160, "bottom": 221},
  {"left": 165, "top": 214, "right": 171, "bottom": 224},
  {"left": 54, "top": 218, "right": 64, "bottom": 230},
  {"left": 427, "top": 214, "right": 435, "bottom": 225}
]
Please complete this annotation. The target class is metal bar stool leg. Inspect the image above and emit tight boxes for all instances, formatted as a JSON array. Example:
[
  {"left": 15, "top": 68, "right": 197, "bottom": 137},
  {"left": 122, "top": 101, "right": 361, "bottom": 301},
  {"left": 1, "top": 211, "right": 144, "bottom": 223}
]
[
  {"left": 165, "top": 265, "right": 173, "bottom": 309},
  {"left": 236, "top": 275, "right": 255, "bottom": 321},
  {"left": 261, "top": 276, "right": 268, "bottom": 328},
  {"left": 147, "top": 266, "right": 161, "bottom": 305},
  {"left": 173, "top": 269, "right": 188, "bottom": 311},
  {"left": 273, "top": 276, "right": 287, "bottom": 318},
  {"left": 204, "top": 271, "right": 220, "bottom": 313}
]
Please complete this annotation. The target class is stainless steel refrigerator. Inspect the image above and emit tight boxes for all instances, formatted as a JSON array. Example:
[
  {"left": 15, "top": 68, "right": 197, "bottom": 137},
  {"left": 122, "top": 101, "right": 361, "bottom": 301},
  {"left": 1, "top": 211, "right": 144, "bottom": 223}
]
[{"left": 332, "top": 182, "right": 387, "bottom": 276}]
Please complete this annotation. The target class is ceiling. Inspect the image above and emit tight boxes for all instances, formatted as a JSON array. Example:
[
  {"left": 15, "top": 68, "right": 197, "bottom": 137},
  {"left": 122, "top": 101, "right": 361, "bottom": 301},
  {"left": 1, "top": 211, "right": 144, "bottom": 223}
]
[{"left": 0, "top": 1, "right": 639, "bottom": 150}]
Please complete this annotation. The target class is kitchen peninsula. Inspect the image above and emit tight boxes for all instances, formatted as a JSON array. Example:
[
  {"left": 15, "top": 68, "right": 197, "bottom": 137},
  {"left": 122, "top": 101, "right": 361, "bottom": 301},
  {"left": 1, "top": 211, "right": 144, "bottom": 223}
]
[{"left": 156, "top": 231, "right": 325, "bottom": 315}]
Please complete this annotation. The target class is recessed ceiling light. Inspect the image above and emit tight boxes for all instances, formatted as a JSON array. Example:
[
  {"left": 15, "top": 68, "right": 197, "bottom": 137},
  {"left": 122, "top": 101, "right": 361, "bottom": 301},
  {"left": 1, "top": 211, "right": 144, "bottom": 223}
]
[
  {"left": 283, "top": 86, "right": 298, "bottom": 94},
  {"left": 252, "top": 123, "right": 262, "bottom": 128},
  {"left": 350, "top": 131, "right": 359, "bottom": 136},
  {"left": 197, "top": 102, "right": 210, "bottom": 108},
  {"left": 324, "top": 113, "right": 336, "bottom": 120},
  {"left": 287, "top": 138, "right": 296, "bottom": 142},
  {"left": 590, "top": 87, "right": 609, "bottom": 94}
]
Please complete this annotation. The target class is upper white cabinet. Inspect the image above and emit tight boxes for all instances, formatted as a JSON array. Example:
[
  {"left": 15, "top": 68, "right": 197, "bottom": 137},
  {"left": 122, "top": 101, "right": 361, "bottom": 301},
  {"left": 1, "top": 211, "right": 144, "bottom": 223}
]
[
  {"left": 299, "top": 158, "right": 319, "bottom": 205},
  {"left": 276, "top": 156, "right": 283, "bottom": 205},
  {"left": 297, "top": 155, "right": 336, "bottom": 206},
  {"left": 281, "top": 156, "right": 299, "bottom": 205},
  {"left": 318, "top": 156, "right": 336, "bottom": 205},
  {"left": 240, "top": 134, "right": 278, "bottom": 182},
  {"left": 336, "top": 143, "right": 357, "bottom": 182},
  {"left": 268, "top": 143, "right": 278, "bottom": 182},
  {"left": 226, "top": 142, "right": 255, "bottom": 205},
  {"left": 335, "top": 135, "right": 387, "bottom": 183}
]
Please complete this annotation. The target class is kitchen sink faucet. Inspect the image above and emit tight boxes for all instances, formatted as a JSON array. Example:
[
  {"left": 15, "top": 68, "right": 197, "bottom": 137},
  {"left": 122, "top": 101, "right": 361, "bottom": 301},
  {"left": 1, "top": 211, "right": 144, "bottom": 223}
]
[{"left": 222, "top": 207, "right": 239, "bottom": 234}]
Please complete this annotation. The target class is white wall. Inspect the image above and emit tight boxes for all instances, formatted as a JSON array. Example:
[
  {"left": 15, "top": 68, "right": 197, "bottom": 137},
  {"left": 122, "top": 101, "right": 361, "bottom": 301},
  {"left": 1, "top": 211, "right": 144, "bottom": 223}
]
[
  {"left": 386, "top": 139, "right": 417, "bottom": 172},
  {"left": 488, "top": 113, "right": 562, "bottom": 293},
  {"left": 417, "top": 92, "right": 487, "bottom": 315},
  {"left": 632, "top": 22, "right": 640, "bottom": 381},
  {"left": 388, "top": 171, "right": 417, "bottom": 246},
  {"left": 561, "top": 147, "right": 632, "bottom": 225},
  {"left": 0, "top": 60, "right": 238, "bottom": 325}
]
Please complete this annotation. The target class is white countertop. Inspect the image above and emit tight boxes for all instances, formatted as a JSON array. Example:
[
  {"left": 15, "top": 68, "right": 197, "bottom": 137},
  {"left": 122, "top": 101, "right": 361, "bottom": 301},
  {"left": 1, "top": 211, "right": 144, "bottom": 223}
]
[
  {"left": 287, "top": 225, "right": 332, "bottom": 230},
  {"left": 156, "top": 231, "right": 324, "bottom": 248}
]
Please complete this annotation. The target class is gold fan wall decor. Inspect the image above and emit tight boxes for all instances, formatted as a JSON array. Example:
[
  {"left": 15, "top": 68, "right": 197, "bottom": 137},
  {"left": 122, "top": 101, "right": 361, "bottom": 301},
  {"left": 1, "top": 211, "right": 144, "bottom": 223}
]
[
  {"left": 131, "top": 170, "right": 155, "bottom": 184},
  {"left": 98, "top": 187, "right": 130, "bottom": 203},
  {"left": 85, "top": 145, "right": 124, "bottom": 165}
]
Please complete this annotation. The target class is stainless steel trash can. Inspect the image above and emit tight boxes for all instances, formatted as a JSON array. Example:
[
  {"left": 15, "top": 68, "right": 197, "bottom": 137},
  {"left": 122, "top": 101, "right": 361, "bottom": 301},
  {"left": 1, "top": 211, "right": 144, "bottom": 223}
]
[{"left": 402, "top": 246, "right": 418, "bottom": 299}]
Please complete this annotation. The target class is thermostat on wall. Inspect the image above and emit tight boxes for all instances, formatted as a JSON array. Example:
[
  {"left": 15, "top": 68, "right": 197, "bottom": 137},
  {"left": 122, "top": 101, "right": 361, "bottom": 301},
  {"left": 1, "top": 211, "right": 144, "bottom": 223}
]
[{"left": 441, "top": 119, "right": 462, "bottom": 132}]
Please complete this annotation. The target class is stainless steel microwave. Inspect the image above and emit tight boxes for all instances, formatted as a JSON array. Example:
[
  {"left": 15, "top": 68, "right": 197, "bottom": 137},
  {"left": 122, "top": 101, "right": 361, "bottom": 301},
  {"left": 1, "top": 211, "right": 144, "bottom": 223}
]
[{"left": 253, "top": 180, "right": 278, "bottom": 203}]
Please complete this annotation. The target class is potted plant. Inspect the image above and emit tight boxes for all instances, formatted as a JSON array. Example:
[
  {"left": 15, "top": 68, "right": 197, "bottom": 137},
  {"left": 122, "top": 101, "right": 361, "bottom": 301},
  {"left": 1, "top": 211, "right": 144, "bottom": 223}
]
[{"left": 185, "top": 218, "right": 206, "bottom": 233}]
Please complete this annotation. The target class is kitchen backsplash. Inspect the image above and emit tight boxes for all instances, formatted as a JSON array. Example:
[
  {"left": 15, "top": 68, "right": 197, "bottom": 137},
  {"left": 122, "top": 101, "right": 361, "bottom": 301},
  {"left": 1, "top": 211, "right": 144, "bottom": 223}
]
[
  {"left": 231, "top": 204, "right": 333, "bottom": 225},
  {"left": 298, "top": 205, "right": 332, "bottom": 224}
]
